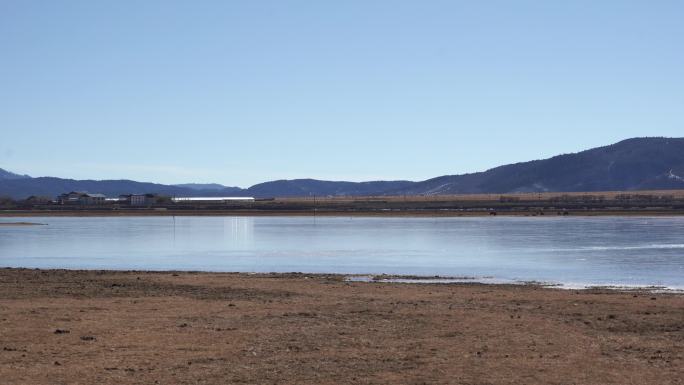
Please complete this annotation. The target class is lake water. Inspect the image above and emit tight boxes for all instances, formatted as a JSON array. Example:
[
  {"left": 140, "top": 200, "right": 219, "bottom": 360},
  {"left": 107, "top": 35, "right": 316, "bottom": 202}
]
[{"left": 1, "top": 216, "right": 683, "bottom": 289}]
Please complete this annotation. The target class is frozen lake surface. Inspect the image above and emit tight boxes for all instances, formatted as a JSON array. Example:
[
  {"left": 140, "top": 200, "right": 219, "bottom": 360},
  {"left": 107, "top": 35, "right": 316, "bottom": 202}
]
[{"left": 1, "top": 216, "right": 683, "bottom": 289}]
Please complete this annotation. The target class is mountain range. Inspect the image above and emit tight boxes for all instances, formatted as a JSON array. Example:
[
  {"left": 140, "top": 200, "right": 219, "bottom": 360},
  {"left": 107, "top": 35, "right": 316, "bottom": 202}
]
[
  {"left": 0, "top": 168, "right": 31, "bottom": 180},
  {"left": 2, "top": 137, "right": 684, "bottom": 199}
]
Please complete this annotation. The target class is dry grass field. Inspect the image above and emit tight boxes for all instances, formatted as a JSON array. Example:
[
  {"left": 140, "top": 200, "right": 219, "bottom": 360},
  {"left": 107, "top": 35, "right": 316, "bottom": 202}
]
[{"left": 277, "top": 189, "right": 684, "bottom": 203}]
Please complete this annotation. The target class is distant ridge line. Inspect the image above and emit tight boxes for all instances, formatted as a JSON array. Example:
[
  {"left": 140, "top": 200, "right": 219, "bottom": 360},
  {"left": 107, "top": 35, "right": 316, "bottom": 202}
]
[{"left": 1, "top": 137, "right": 684, "bottom": 199}]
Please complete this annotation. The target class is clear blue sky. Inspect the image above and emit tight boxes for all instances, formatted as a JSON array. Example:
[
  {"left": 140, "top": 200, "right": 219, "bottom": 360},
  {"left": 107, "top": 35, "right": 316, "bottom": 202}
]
[{"left": 1, "top": 1, "right": 682, "bottom": 187}]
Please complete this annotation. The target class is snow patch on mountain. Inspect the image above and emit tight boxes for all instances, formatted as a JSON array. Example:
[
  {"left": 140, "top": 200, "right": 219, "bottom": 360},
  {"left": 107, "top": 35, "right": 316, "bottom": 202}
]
[{"left": 667, "top": 169, "right": 684, "bottom": 181}]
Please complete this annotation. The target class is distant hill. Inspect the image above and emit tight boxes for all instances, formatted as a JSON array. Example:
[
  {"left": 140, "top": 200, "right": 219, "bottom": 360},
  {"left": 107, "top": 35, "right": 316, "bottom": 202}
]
[
  {"left": 174, "top": 183, "right": 232, "bottom": 191},
  {"left": 245, "top": 179, "right": 415, "bottom": 198},
  {"left": 0, "top": 178, "right": 244, "bottom": 199},
  {"left": 390, "top": 137, "right": 684, "bottom": 195},
  {"left": 0, "top": 168, "right": 31, "bottom": 180},
  {"left": 1, "top": 137, "right": 683, "bottom": 199}
]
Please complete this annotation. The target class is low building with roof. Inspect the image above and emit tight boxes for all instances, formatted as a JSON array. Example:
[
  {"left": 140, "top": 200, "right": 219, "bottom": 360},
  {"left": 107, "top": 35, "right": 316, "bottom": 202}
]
[
  {"left": 116, "top": 193, "right": 162, "bottom": 206},
  {"left": 57, "top": 192, "right": 106, "bottom": 205}
]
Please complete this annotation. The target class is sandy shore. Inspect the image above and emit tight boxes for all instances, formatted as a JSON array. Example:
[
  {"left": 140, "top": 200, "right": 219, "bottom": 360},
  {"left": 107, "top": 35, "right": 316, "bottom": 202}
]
[{"left": 0, "top": 269, "right": 682, "bottom": 384}]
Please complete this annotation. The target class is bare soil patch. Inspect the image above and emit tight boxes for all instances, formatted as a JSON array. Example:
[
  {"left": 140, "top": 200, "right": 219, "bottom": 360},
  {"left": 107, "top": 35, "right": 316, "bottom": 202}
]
[{"left": 0, "top": 269, "right": 682, "bottom": 384}]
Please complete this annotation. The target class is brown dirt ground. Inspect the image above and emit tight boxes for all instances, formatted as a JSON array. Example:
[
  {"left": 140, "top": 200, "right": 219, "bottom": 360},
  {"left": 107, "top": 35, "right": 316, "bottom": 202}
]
[{"left": 0, "top": 269, "right": 682, "bottom": 385}]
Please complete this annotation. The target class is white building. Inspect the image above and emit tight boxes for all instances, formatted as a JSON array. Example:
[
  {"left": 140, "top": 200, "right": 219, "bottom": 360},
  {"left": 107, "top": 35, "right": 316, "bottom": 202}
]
[{"left": 172, "top": 197, "right": 255, "bottom": 203}]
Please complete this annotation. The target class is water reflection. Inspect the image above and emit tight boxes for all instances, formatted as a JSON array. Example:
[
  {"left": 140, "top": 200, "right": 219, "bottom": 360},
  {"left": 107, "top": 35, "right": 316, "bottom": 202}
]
[{"left": 227, "top": 216, "right": 254, "bottom": 247}]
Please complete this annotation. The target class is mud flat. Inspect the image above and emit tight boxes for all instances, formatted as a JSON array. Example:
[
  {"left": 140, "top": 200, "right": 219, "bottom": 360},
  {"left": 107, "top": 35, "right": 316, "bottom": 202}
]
[{"left": 0, "top": 269, "right": 682, "bottom": 384}]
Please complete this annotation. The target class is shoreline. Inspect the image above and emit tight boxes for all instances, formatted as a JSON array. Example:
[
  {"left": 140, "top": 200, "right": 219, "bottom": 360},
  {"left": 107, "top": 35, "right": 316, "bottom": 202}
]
[
  {"left": 4, "top": 190, "right": 684, "bottom": 217},
  {"left": 1, "top": 268, "right": 682, "bottom": 384},
  {"left": 0, "top": 221, "right": 46, "bottom": 226},
  {"left": 346, "top": 274, "right": 684, "bottom": 293},
  {"left": 3, "top": 267, "right": 682, "bottom": 293},
  {"left": 3, "top": 208, "right": 684, "bottom": 217}
]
